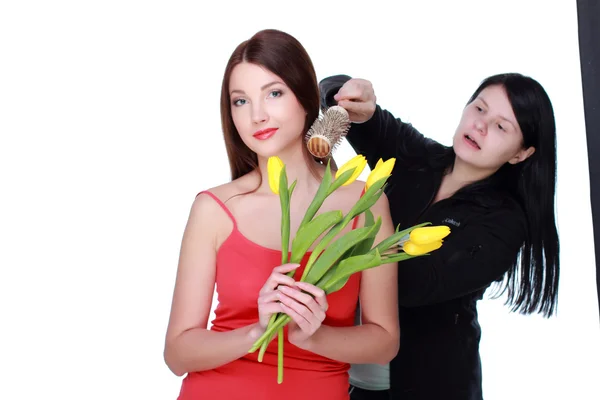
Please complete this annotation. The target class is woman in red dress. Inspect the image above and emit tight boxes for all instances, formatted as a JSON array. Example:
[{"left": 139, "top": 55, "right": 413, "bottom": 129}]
[{"left": 163, "top": 29, "right": 400, "bottom": 400}]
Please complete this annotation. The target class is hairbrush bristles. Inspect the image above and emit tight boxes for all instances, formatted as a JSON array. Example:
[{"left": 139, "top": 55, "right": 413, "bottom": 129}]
[{"left": 306, "top": 106, "right": 350, "bottom": 159}]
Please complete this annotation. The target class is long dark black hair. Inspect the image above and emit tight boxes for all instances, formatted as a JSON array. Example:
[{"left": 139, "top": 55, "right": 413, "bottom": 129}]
[{"left": 434, "top": 73, "right": 560, "bottom": 317}]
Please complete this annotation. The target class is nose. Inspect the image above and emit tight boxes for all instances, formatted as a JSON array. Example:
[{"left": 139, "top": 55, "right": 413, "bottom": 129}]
[
  {"left": 474, "top": 118, "right": 487, "bottom": 136},
  {"left": 251, "top": 102, "right": 268, "bottom": 125}
]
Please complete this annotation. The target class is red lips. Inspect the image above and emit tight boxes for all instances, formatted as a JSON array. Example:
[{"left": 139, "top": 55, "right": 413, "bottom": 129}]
[{"left": 253, "top": 128, "right": 278, "bottom": 140}]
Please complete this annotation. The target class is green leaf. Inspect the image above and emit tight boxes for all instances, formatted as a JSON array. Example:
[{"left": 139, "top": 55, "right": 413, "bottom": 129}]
[
  {"left": 326, "top": 167, "right": 356, "bottom": 196},
  {"left": 321, "top": 251, "right": 383, "bottom": 294},
  {"left": 382, "top": 252, "right": 427, "bottom": 263},
  {"left": 364, "top": 208, "right": 375, "bottom": 226},
  {"left": 315, "top": 262, "right": 338, "bottom": 289},
  {"left": 342, "top": 178, "right": 388, "bottom": 224},
  {"left": 320, "top": 273, "right": 350, "bottom": 294},
  {"left": 290, "top": 210, "right": 344, "bottom": 263},
  {"left": 304, "top": 217, "right": 382, "bottom": 284},
  {"left": 288, "top": 180, "right": 297, "bottom": 196},
  {"left": 298, "top": 161, "right": 333, "bottom": 228},
  {"left": 315, "top": 240, "right": 359, "bottom": 290},
  {"left": 300, "top": 219, "right": 344, "bottom": 281},
  {"left": 348, "top": 209, "right": 377, "bottom": 257},
  {"left": 279, "top": 166, "right": 291, "bottom": 265},
  {"left": 300, "top": 182, "right": 386, "bottom": 283}
]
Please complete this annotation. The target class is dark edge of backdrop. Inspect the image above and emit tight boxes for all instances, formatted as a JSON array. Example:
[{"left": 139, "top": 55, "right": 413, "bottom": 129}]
[{"left": 577, "top": 0, "right": 600, "bottom": 320}]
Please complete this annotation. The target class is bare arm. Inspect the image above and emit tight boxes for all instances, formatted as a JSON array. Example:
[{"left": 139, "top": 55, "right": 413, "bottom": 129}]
[
  {"left": 291, "top": 193, "right": 400, "bottom": 364},
  {"left": 163, "top": 194, "right": 263, "bottom": 376}
]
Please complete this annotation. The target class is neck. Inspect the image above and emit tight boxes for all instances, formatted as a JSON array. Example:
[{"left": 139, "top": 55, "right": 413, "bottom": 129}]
[{"left": 256, "top": 142, "right": 323, "bottom": 194}]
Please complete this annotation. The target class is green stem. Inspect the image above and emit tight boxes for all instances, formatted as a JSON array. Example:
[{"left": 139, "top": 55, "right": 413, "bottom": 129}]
[
  {"left": 249, "top": 315, "right": 292, "bottom": 353},
  {"left": 277, "top": 327, "right": 284, "bottom": 384},
  {"left": 298, "top": 161, "right": 333, "bottom": 228},
  {"left": 372, "top": 222, "right": 430, "bottom": 254},
  {"left": 256, "top": 311, "right": 288, "bottom": 359},
  {"left": 256, "top": 173, "right": 294, "bottom": 361},
  {"left": 257, "top": 328, "right": 276, "bottom": 362}
]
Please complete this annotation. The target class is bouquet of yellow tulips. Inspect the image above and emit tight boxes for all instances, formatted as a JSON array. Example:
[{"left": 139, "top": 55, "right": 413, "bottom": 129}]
[{"left": 252, "top": 154, "right": 451, "bottom": 383}]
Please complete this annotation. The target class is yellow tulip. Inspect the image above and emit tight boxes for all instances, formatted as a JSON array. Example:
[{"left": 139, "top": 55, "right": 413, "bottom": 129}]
[
  {"left": 335, "top": 154, "right": 367, "bottom": 186},
  {"left": 268, "top": 156, "right": 285, "bottom": 195},
  {"left": 403, "top": 240, "right": 443, "bottom": 256},
  {"left": 409, "top": 226, "right": 451, "bottom": 245},
  {"left": 365, "top": 158, "right": 396, "bottom": 190}
]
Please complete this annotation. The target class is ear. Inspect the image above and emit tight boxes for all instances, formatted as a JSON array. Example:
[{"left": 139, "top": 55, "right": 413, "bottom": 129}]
[{"left": 508, "top": 146, "right": 535, "bottom": 165}]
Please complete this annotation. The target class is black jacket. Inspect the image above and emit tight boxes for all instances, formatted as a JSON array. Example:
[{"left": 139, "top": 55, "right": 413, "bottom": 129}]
[{"left": 320, "top": 75, "right": 528, "bottom": 400}]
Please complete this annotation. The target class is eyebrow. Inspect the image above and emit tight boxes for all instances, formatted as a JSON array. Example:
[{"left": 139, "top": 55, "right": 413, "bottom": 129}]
[
  {"left": 230, "top": 81, "right": 284, "bottom": 96},
  {"left": 477, "top": 97, "right": 517, "bottom": 128}
]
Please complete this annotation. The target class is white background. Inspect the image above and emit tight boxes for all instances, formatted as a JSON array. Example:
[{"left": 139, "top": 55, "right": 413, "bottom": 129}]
[{"left": 1, "top": 1, "right": 599, "bottom": 399}]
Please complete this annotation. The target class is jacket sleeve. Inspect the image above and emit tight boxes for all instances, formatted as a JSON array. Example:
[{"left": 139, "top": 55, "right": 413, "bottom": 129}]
[
  {"left": 319, "top": 74, "right": 445, "bottom": 170},
  {"left": 396, "top": 204, "right": 527, "bottom": 307}
]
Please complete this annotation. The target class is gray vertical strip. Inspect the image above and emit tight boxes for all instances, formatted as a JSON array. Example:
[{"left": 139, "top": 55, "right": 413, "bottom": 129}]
[{"left": 577, "top": 0, "right": 600, "bottom": 319}]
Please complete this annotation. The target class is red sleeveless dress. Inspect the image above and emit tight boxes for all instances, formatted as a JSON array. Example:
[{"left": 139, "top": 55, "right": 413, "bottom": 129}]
[{"left": 176, "top": 191, "right": 361, "bottom": 400}]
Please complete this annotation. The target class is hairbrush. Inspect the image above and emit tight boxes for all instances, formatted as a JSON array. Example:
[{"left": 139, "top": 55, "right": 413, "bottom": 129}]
[{"left": 305, "top": 105, "right": 350, "bottom": 159}]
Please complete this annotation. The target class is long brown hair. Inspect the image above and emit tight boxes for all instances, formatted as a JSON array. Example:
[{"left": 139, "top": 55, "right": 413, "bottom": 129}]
[{"left": 219, "top": 29, "right": 327, "bottom": 185}]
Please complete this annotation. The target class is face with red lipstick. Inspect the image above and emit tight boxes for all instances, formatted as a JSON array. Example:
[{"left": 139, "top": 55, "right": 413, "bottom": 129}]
[
  {"left": 229, "top": 62, "right": 307, "bottom": 157},
  {"left": 452, "top": 84, "right": 535, "bottom": 172}
]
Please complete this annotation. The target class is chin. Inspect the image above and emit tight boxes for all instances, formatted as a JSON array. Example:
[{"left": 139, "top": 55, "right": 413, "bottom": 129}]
[
  {"left": 249, "top": 143, "right": 288, "bottom": 159},
  {"left": 453, "top": 144, "right": 481, "bottom": 168},
  {"left": 452, "top": 141, "right": 470, "bottom": 159}
]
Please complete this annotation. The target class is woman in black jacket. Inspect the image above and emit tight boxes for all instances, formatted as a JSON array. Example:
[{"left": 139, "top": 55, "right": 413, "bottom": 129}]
[{"left": 319, "top": 73, "right": 560, "bottom": 400}]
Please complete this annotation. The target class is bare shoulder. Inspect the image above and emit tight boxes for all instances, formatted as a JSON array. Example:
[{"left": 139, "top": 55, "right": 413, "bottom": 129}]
[{"left": 195, "top": 170, "right": 261, "bottom": 206}]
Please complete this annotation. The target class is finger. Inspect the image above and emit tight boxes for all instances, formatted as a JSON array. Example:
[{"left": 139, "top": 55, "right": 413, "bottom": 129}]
[
  {"left": 278, "top": 285, "right": 324, "bottom": 320},
  {"left": 334, "top": 79, "right": 373, "bottom": 101},
  {"left": 334, "top": 86, "right": 362, "bottom": 102},
  {"left": 334, "top": 79, "right": 367, "bottom": 100},
  {"left": 337, "top": 99, "right": 373, "bottom": 115},
  {"left": 260, "top": 264, "right": 300, "bottom": 294},
  {"left": 260, "top": 275, "right": 295, "bottom": 295},
  {"left": 273, "top": 263, "right": 300, "bottom": 274},
  {"left": 257, "top": 290, "right": 281, "bottom": 305},
  {"left": 279, "top": 302, "right": 312, "bottom": 332},
  {"left": 295, "top": 282, "right": 329, "bottom": 313},
  {"left": 259, "top": 302, "right": 285, "bottom": 319},
  {"left": 277, "top": 288, "right": 323, "bottom": 325}
]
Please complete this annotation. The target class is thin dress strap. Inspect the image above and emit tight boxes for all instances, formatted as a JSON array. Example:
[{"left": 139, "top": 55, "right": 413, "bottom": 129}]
[
  {"left": 196, "top": 191, "right": 237, "bottom": 228},
  {"left": 351, "top": 214, "right": 360, "bottom": 230},
  {"left": 197, "top": 190, "right": 359, "bottom": 231}
]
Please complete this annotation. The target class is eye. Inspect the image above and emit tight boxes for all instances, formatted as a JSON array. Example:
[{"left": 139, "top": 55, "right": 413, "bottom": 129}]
[
  {"left": 268, "top": 90, "right": 282, "bottom": 98},
  {"left": 475, "top": 105, "right": 484, "bottom": 113},
  {"left": 497, "top": 123, "right": 505, "bottom": 131},
  {"left": 232, "top": 98, "right": 246, "bottom": 107}
]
